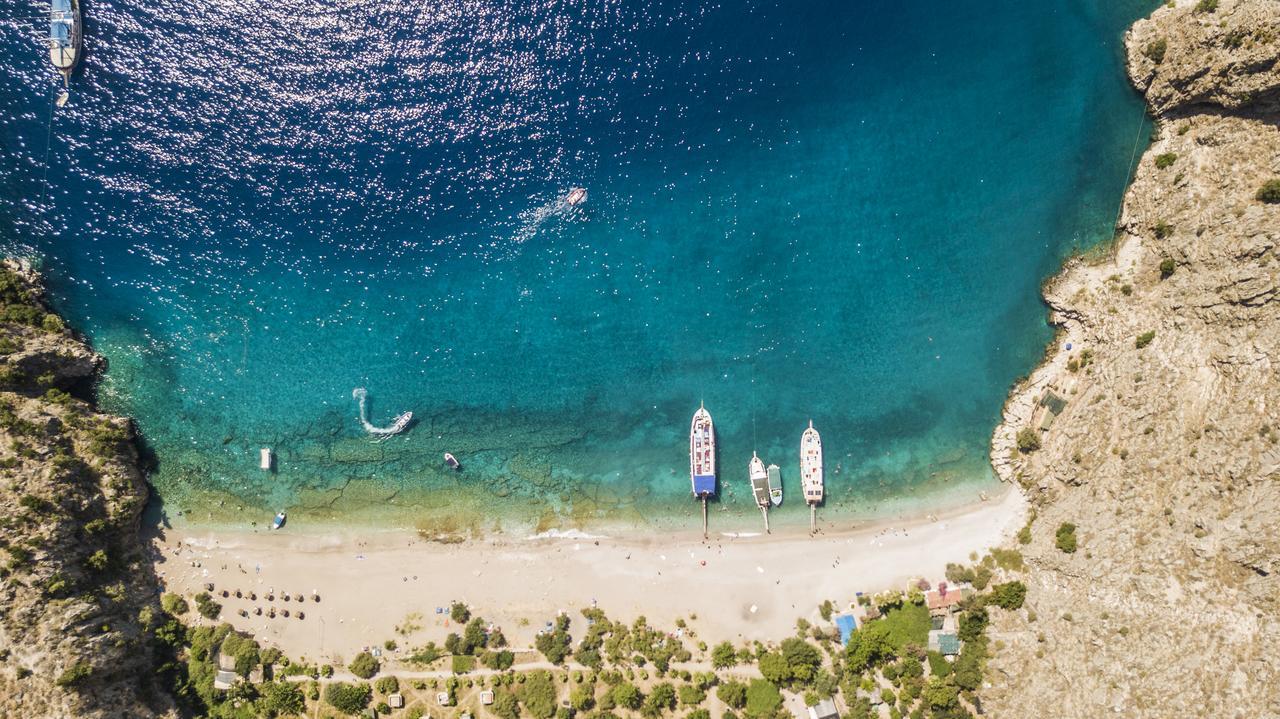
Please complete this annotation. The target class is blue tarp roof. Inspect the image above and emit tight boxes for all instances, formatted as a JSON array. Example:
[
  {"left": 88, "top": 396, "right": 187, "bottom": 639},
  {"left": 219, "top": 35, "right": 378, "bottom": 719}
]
[
  {"left": 692, "top": 474, "right": 715, "bottom": 496},
  {"left": 835, "top": 614, "right": 857, "bottom": 645}
]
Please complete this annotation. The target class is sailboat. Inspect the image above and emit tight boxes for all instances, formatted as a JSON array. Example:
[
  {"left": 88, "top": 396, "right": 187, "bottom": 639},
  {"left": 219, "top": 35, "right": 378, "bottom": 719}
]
[
  {"left": 690, "top": 404, "right": 716, "bottom": 537},
  {"left": 800, "top": 420, "right": 823, "bottom": 532},
  {"left": 749, "top": 452, "right": 770, "bottom": 533},
  {"left": 48, "top": 0, "right": 81, "bottom": 86}
]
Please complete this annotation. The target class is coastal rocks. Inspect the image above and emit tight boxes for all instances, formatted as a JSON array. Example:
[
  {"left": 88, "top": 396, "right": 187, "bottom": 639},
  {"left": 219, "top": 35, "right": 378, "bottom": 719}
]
[
  {"left": 983, "top": 2, "right": 1280, "bottom": 717},
  {"left": 1126, "top": 0, "right": 1280, "bottom": 116},
  {"left": 0, "top": 266, "right": 178, "bottom": 718}
]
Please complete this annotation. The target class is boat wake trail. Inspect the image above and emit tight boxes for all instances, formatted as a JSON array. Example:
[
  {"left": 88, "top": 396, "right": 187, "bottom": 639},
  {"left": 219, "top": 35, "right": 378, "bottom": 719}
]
[
  {"left": 512, "top": 192, "right": 585, "bottom": 245},
  {"left": 352, "top": 387, "right": 412, "bottom": 439}
]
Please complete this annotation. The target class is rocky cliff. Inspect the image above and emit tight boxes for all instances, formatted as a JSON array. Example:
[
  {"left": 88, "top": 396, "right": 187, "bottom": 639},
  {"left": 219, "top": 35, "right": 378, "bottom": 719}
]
[
  {"left": 0, "top": 261, "right": 178, "bottom": 717},
  {"left": 983, "top": 0, "right": 1280, "bottom": 716}
]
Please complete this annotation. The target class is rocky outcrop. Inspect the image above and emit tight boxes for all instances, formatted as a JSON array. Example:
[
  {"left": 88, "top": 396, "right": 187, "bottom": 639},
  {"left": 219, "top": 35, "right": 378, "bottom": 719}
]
[
  {"left": 0, "top": 261, "right": 178, "bottom": 718},
  {"left": 983, "top": 1, "right": 1280, "bottom": 717}
]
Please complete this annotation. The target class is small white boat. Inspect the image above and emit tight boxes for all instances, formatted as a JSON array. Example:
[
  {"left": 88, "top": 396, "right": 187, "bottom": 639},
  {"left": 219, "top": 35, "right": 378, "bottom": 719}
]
[
  {"left": 565, "top": 187, "right": 587, "bottom": 206},
  {"left": 352, "top": 388, "right": 413, "bottom": 438},
  {"left": 749, "top": 453, "right": 769, "bottom": 508},
  {"left": 260, "top": 447, "right": 273, "bottom": 471},
  {"left": 49, "top": 0, "right": 81, "bottom": 86},
  {"left": 444, "top": 452, "right": 460, "bottom": 470},
  {"left": 767, "top": 464, "right": 782, "bottom": 506},
  {"left": 271, "top": 511, "right": 286, "bottom": 530}
]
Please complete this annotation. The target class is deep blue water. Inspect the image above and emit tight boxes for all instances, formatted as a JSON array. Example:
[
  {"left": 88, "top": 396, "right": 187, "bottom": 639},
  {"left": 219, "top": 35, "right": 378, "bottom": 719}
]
[{"left": 0, "top": 0, "right": 1154, "bottom": 531}]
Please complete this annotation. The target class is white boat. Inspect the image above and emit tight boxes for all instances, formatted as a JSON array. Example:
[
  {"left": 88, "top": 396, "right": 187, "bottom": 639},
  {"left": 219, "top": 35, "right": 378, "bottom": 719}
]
[
  {"left": 565, "top": 187, "right": 587, "bottom": 206},
  {"left": 767, "top": 464, "right": 782, "bottom": 506},
  {"left": 260, "top": 447, "right": 273, "bottom": 471},
  {"left": 49, "top": 0, "right": 81, "bottom": 86},
  {"left": 444, "top": 452, "right": 460, "bottom": 470},
  {"left": 749, "top": 453, "right": 769, "bottom": 508},
  {"left": 271, "top": 511, "right": 286, "bottom": 530},
  {"left": 690, "top": 404, "right": 716, "bottom": 498},
  {"left": 352, "top": 388, "right": 412, "bottom": 438},
  {"left": 801, "top": 420, "right": 823, "bottom": 505}
]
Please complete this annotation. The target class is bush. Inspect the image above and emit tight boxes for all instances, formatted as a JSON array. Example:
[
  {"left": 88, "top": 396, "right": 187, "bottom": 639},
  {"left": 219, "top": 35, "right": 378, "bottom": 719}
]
[
  {"left": 957, "top": 609, "right": 989, "bottom": 643},
  {"left": 55, "top": 661, "right": 92, "bottom": 686},
  {"left": 1195, "top": 0, "right": 1218, "bottom": 12},
  {"left": 348, "top": 651, "right": 379, "bottom": 679},
  {"left": 711, "top": 640, "right": 737, "bottom": 668},
  {"left": 1154, "top": 220, "right": 1173, "bottom": 240},
  {"left": 481, "top": 649, "right": 515, "bottom": 670},
  {"left": 1143, "top": 38, "right": 1167, "bottom": 64},
  {"left": 449, "top": 601, "right": 471, "bottom": 623},
  {"left": 1256, "top": 179, "right": 1280, "bottom": 204},
  {"left": 161, "top": 593, "right": 189, "bottom": 616},
  {"left": 324, "top": 682, "right": 371, "bottom": 715},
  {"left": 194, "top": 592, "right": 221, "bottom": 620},
  {"left": 517, "top": 671, "right": 558, "bottom": 719},
  {"left": 1154, "top": 153, "right": 1177, "bottom": 169},
  {"left": 1159, "top": 258, "right": 1176, "bottom": 278},
  {"left": 492, "top": 690, "right": 520, "bottom": 719},
  {"left": 1016, "top": 427, "right": 1041, "bottom": 453},
  {"left": 375, "top": 675, "right": 399, "bottom": 694},
  {"left": 1056, "top": 523, "right": 1078, "bottom": 553},
  {"left": 642, "top": 683, "right": 677, "bottom": 717},
  {"left": 451, "top": 654, "right": 475, "bottom": 674},
  {"left": 743, "top": 680, "right": 782, "bottom": 719},
  {"left": 257, "top": 681, "right": 306, "bottom": 717},
  {"left": 570, "top": 684, "right": 596, "bottom": 711},
  {"left": 717, "top": 680, "right": 748, "bottom": 709},
  {"left": 989, "top": 581, "right": 1027, "bottom": 610},
  {"left": 611, "top": 682, "right": 642, "bottom": 710},
  {"left": 679, "top": 684, "right": 706, "bottom": 706},
  {"left": 1135, "top": 331, "right": 1156, "bottom": 349}
]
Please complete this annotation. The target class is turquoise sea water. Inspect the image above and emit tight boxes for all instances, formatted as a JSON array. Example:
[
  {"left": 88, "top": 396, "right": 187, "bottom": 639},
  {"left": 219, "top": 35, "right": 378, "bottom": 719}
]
[{"left": 0, "top": 0, "right": 1154, "bottom": 532}]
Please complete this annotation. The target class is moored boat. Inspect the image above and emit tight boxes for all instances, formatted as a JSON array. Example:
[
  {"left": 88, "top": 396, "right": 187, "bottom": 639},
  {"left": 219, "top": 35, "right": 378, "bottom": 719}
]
[
  {"left": 801, "top": 420, "right": 823, "bottom": 532},
  {"left": 49, "top": 0, "right": 81, "bottom": 86},
  {"left": 767, "top": 464, "right": 782, "bottom": 506},
  {"left": 260, "top": 447, "right": 274, "bottom": 471},
  {"left": 690, "top": 403, "right": 716, "bottom": 537},
  {"left": 271, "top": 511, "right": 287, "bottom": 530},
  {"left": 749, "top": 453, "right": 769, "bottom": 508},
  {"left": 444, "top": 452, "right": 461, "bottom": 470}
]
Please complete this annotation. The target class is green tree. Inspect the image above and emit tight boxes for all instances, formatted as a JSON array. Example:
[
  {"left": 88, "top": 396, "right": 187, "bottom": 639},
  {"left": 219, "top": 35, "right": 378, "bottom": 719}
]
[
  {"left": 957, "top": 609, "right": 989, "bottom": 643},
  {"left": 757, "top": 651, "right": 790, "bottom": 684},
  {"left": 1154, "top": 152, "right": 1177, "bottom": 169},
  {"left": 711, "top": 641, "right": 738, "bottom": 668},
  {"left": 716, "top": 680, "right": 748, "bottom": 709},
  {"left": 463, "top": 616, "right": 489, "bottom": 653},
  {"left": 642, "top": 683, "right": 677, "bottom": 718},
  {"left": 492, "top": 690, "right": 520, "bottom": 719},
  {"left": 612, "top": 682, "right": 643, "bottom": 710},
  {"left": 324, "top": 682, "right": 371, "bottom": 715},
  {"left": 989, "top": 581, "right": 1027, "bottom": 610},
  {"left": 743, "top": 680, "right": 782, "bottom": 719},
  {"left": 779, "top": 637, "right": 822, "bottom": 684},
  {"left": 922, "top": 677, "right": 959, "bottom": 710},
  {"left": 375, "top": 676, "right": 400, "bottom": 694},
  {"left": 679, "top": 684, "right": 706, "bottom": 706},
  {"left": 570, "top": 683, "right": 596, "bottom": 711},
  {"left": 257, "top": 681, "right": 306, "bottom": 717},
  {"left": 348, "top": 651, "right": 379, "bottom": 679},
  {"left": 518, "top": 671, "right": 558, "bottom": 719},
  {"left": 845, "top": 622, "right": 893, "bottom": 673},
  {"left": 1016, "top": 427, "right": 1041, "bottom": 453},
  {"left": 161, "top": 593, "right": 189, "bottom": 616}
]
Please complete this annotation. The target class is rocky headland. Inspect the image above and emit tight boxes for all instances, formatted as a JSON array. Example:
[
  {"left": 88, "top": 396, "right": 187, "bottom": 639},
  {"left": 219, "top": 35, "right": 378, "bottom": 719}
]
[
  {"left": 984, "top": 0, "right": 1280, "bottom": 716},
  {"left": 0, "top": 260, "right": 177, "bottom": 717}
]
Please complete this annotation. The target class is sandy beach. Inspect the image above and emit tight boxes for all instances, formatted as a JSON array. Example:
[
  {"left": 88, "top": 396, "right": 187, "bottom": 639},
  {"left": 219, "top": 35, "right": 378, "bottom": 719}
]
[{"left": 151, "top": 486, "right": 1026, "bottom": 664}]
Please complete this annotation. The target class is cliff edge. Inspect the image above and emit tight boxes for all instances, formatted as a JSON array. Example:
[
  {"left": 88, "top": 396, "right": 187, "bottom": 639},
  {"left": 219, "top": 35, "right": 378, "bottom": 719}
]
[
  {"left": 983, "top": 0, "right": 1280, "bottom": 716},
  {"left": 0, "top": 261, "right": 177, "bottom": 717}
]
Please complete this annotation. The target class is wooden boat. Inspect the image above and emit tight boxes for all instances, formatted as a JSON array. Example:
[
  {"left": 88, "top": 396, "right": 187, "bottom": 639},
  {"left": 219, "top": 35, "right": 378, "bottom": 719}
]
[
  {"left": 800, "top": 420, "right": 823, "bottom": 532},
  {"left": 48, "top": 0, "right": 81, "bottom": 86},
  {"left": 767, "top": 464, "right": 782, "bottom": 506},
  {"left": 444, "top": 452, "right": 461, "bottom": 470},
  {"left": 689, "top": 403, "right": 716, "bottom": 537},
  {"left": 749, "top": 452, "right": 770, "bottom": 533},
  {"left": 749, "top": 453, "right": 769, "bottom": 508},
  {"left": 271, "top": 511, "right": 287, "bottom": 530}
]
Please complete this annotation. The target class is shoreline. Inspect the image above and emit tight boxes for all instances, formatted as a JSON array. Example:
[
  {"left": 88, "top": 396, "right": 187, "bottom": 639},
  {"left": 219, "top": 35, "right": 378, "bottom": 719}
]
[{"left": 151, "top": 483, "right": 1026, "bottom": 662}]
